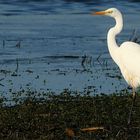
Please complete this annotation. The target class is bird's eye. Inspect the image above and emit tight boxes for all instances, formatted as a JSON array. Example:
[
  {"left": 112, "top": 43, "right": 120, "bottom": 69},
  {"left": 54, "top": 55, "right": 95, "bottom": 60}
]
[{"left": 108, "top": 11, "right": 113, "bottom": 14}]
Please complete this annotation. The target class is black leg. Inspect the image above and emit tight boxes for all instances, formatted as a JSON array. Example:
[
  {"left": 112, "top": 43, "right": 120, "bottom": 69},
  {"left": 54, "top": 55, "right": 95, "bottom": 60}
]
[{"left": 128, "top": 89, "right": 136, "bottom": 125}]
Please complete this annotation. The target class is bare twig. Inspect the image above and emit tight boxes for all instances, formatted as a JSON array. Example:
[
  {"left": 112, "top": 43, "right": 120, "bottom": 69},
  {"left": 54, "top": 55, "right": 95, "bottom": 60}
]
[{"left": 80, "top": 127, "right": 104, "bottom": 132}]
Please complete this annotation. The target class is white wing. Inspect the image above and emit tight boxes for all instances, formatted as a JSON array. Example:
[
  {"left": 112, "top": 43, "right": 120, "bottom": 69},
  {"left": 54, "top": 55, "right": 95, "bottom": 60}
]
[{"left": 119, "top": 41, "right": 140, "bottom": 87}]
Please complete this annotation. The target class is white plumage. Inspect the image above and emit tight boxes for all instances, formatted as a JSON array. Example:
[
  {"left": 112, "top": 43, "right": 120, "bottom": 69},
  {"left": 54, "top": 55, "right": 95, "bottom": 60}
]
[
  {"left": 94, "top": 8, "right": 140, "bottom": 91},
  {"left": 94, "top": 8, "right": 140, "bottom": 124},
  {"left": 119, "top": 42, "right": 140, "bottom": 88}
]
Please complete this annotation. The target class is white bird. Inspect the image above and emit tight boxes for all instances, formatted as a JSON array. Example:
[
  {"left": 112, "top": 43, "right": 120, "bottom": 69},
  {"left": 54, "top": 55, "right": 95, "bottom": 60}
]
[{"left": 93, "top": 8, "right": 140, "bottom": 124}]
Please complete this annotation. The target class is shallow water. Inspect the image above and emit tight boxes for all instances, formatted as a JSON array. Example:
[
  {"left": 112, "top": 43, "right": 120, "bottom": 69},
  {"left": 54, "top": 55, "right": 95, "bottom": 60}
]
[{"left": 0, "top": 0, "right": 140, "bottom": 100}]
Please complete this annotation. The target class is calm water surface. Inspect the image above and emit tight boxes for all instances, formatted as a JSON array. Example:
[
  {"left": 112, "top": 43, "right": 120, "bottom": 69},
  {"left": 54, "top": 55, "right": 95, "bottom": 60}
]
[{"left": 0, "top": 0, "right": 140, "bottom": 101}]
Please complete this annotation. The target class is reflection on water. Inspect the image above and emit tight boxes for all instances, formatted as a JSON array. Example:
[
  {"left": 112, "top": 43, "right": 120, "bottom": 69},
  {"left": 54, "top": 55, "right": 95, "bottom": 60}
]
[
  {"left": 0, "top": 0, "right": 139, "bottom": 16},
  {"left": 0, "top": 0, "right": 139, "bottom": 102},
  {"left": 129, "top": 0, "right": 140, "bottom": 2}
]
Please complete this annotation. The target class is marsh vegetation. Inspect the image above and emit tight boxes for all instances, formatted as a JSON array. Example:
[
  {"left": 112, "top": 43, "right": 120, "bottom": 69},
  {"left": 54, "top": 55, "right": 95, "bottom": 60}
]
[{"left": 0, "top": 90, "right": 140, "bottom": 139}]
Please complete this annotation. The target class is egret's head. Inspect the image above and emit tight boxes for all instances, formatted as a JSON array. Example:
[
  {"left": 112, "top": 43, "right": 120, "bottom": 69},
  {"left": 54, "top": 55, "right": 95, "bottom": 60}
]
[{"left": 93, "top": 8, "right": 121, "bottom": 18}]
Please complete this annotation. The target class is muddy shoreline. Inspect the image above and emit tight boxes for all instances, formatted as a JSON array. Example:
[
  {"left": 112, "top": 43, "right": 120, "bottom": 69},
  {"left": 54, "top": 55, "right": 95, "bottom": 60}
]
[{"left": 0, "top": 90, "right": 139, "bottom": 139}]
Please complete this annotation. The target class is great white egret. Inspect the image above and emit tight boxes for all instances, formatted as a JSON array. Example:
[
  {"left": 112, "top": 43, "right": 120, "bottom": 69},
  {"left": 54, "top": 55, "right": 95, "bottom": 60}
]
[{"left": 93, "top": 8, "right": 140, "bottom": 124}]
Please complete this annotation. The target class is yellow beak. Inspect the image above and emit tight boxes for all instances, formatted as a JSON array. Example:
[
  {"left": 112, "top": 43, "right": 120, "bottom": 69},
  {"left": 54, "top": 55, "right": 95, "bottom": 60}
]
[{"left": 92, "top": 11, "right": 106, "bottom": 15}]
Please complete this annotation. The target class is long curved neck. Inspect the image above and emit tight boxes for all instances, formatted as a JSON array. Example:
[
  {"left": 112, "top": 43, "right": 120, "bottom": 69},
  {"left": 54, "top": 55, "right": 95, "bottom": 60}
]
[{"left": 107, "top": 13, "right": 123, "bottom": 65}]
